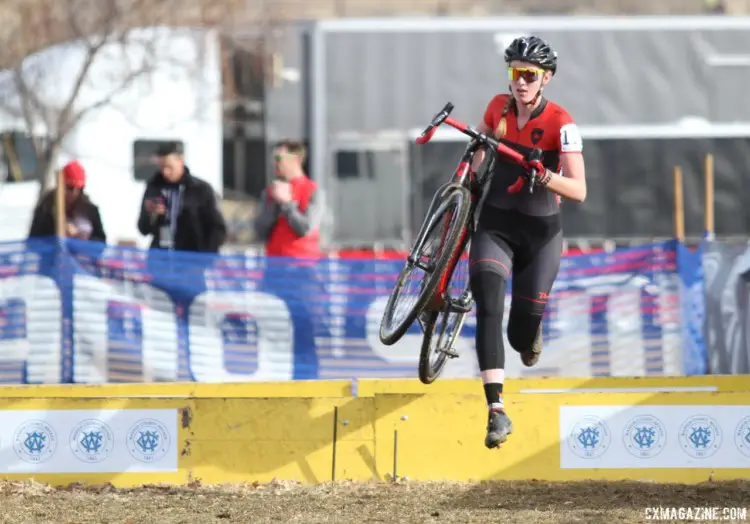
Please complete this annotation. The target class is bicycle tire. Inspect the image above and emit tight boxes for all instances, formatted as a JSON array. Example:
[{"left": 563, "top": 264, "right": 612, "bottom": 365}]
[
  {"left": 418, "top": 307, "right": 469, "bottom": 384},
  {"left": 379, "top": 185, "right": 472, "bottom": 346}
]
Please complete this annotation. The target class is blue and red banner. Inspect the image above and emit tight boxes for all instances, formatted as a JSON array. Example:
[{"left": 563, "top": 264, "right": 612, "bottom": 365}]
[{"left": 0, "top": 236, "right": 705, "bottom": 383}]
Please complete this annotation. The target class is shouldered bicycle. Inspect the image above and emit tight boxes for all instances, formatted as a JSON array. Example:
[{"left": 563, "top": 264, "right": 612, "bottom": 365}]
[{"left": 377, "top": 102, "right": 542, "bottom": 384}]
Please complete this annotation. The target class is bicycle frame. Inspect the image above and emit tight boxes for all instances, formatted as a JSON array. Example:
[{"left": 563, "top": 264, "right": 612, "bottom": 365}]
[
  {"left": 407, "top": 137, "right": 482, "bottom": 265},
  {"left": 408, "top": 102, "right": 532, "bottom": 259},
  {"left": 407, "top": 102, "right": 537, "bottom": 310},
  {"left": 433, "top": 140, "right": 484, "bottom": 302}
]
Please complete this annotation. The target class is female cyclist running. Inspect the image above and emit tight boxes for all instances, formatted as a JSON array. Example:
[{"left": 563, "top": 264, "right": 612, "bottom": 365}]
[{"left": 469, "top": 36, "right": 587, "bottom": 449}]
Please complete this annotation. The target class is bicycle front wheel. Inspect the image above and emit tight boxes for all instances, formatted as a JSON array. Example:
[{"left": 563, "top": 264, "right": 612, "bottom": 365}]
[{"left": 379, "top": 185, "right": 472, "bottom": 346}]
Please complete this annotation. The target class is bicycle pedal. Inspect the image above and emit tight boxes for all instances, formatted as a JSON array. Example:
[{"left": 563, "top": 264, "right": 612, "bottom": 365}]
[
  {"left": 447, "top": 298, "right": 474, "bottom": 314},
  {"left": 440, "top": 347, "right": 460, "bottom": 358}
]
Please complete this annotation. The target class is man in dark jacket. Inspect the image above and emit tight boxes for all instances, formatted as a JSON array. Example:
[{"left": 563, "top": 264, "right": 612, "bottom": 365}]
[{"left": 137, "top": 142, "right": 226, "bottom": 253}]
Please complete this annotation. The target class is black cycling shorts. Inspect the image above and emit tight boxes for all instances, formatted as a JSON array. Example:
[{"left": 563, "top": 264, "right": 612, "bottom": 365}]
[{"left": 469, "top": 205, "right": 562, "bottom": 302}]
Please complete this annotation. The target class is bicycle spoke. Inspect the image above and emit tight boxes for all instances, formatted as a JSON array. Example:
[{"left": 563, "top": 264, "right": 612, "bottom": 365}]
[
  {"left": 387, "top": 214, "right": 448, "bottom": 331},
  {"left": 418, "top": 238, "right": 473, "bottom": 383}
]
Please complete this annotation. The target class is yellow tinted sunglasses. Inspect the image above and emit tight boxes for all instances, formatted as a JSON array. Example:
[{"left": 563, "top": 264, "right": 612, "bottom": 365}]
[{"left": 508, "top": 67, "right": 545, "bottom": 82}]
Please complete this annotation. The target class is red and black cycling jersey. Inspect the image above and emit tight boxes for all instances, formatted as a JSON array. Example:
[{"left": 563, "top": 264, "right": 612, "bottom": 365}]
[{"left": 481, "top": 94, "right": 582, "bottom": 217}]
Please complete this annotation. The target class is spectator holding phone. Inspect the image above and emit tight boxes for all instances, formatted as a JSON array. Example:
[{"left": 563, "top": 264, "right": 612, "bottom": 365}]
[
  {"left": 253, "top": 140, "right": 327, "bottom": 379},
  {"left": 29, "top": 160, "right": 107, "bottom": 242},
  {"left": 253, "top": 140, "right": 324, "bottom": 258},
  {"left": 137, "top": 142, "right": 227, "bottom": 253}
]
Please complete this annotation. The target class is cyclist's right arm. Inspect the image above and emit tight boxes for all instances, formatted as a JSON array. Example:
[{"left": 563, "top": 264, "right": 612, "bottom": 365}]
[
  {"left": 470, "top": 122, "right": 492, "bottom": 171},
  {"left": 471, "top": 96, "right": 501, "bottom": 172}
]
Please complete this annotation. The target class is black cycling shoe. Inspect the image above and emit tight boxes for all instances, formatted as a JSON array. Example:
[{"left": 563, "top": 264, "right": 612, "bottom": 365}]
[{"left": 485, "top": 409, "right": 513, "bottom": 449}]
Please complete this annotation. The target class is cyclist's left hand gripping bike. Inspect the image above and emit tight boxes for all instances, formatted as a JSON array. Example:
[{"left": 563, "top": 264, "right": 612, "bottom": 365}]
[{"left": 378, "top": 102, "right": 542, "bottom": 385}]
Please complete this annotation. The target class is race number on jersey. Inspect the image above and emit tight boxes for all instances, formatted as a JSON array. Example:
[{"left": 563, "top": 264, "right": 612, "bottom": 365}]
[{"left": 560, "top": 123, "right": 583, "bottom": 153}]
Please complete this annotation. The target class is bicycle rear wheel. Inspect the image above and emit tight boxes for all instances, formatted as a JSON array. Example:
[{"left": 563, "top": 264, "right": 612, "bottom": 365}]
[
  {"left": 379, "top": 186, "right": 472, "bottom": 346},
  {"left": 418, "top": 244, "right": 471, "bottom": 384},
  {"left": 419, "top": 307, "right": 469, "bottom": 384}
]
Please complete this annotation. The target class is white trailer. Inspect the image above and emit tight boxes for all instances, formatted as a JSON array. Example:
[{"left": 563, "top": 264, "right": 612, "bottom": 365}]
[{"left": 0, "top": 26, "right": 223, "bottom": 247}]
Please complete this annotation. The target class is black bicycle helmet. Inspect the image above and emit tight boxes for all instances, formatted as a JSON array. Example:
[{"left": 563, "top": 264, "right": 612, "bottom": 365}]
[{"left": 504, "top": 36, "right": 558, "bottom": 76}]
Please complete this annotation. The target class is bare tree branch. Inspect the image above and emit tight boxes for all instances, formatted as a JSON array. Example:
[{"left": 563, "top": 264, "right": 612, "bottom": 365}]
[
  {"left": 0, "top": 0, "right": 255, "bottom": 199},
  {"left": 62, "top": 56, "right": 155, "bottom": 137},
  {"left": 53, "top": 0, "right": 129, "bottom": 138},
  {"left": 12, "top": 68, "right": 46, "bottom": 157},
  {"left": 54, "top": 43, "right": 111, "bottom": 138}
]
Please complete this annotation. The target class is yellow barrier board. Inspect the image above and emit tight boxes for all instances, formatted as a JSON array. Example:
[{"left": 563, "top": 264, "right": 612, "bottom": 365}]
[
  {"left": 0, "top": 375, "right": 747, "bottom": 399},
  {"left": 373, "top": 391, "right": 750, "bottom": 483},
  {"left": 0, "top": 379, "right": 747, "bottom": 487},
  {"left": 0, "top": 380, "right": 354, "bottom": 398},
  {"left": 356, "top": 374, "right": 750, "bottom": 396}
]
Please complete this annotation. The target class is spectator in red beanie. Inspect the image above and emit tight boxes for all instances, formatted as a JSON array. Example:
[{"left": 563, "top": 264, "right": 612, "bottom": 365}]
[{"left": 28, "top": 160, "right": 107, "bottom": 242}]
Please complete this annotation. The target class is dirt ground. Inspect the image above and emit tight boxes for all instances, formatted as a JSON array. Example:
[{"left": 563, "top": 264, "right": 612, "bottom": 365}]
[{"left": 1, "top": 479, "right": 748, "bottom": 524}]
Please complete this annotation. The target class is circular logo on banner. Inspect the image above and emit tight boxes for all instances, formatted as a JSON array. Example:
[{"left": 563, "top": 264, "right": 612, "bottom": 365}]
[
  {"left": 70, "top": 420, "right": 114, "bottom": 463},
  {"left": 14, "top": 420, "right": 57, "bottom": 463},
  {"left": 733, "top": 416, "right": 750, "bottom": 459},
  {"left": 568, "top": 415, "right": 611, "bottom": 459},
  {"left": 622, "top": 415, "right": 667, "bottom": 459},
  {"left": 679, "top": 415, "right": 722, "bottom": 459},
  {"left": 126, "top": 419, "right": 171, "bottom": 463}
]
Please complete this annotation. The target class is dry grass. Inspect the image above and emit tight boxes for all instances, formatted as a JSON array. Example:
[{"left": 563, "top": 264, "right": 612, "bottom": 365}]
[{"left": 0, "top": 478, "right": 748, "bottom": 524}]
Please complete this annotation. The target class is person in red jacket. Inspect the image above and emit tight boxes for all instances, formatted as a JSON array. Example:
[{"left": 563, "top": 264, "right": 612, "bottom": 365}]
[
  {"left": 254, "top": 140, "right": 325, "bottom": 378},
  {"left": 253, "top": 140, "right": 325, "bottom": 258}
]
